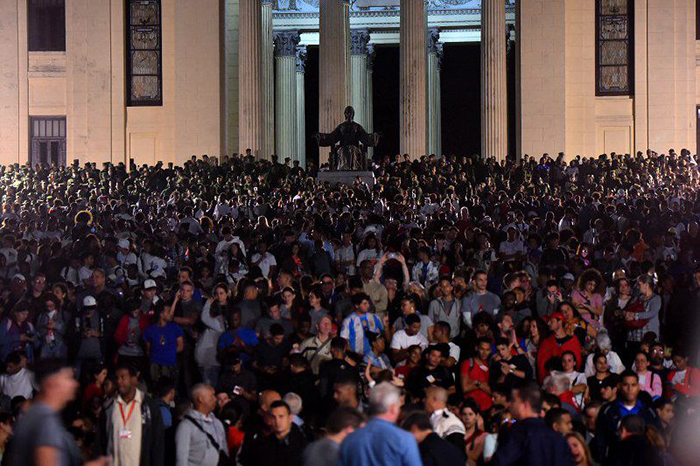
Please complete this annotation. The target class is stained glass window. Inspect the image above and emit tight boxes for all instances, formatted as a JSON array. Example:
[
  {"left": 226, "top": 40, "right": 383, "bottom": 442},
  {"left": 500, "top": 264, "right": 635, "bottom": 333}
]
[
  {"left": 596, "top": 0, "right": 633, "bottom": 96},
  {"left": 127, "top": 0, "right": 162, "bottom": 106}
]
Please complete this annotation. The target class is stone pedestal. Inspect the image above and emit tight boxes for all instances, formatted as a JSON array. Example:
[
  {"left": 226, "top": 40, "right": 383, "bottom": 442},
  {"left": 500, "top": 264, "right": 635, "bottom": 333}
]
[
  {"left": 481, "top": 0, "right": 508, "bottom": 161},
  {"left": 317, "top": 170, "right": 376, "bottom": 187},
  {"left": 351, "top": 30, "right": 370, "bottom": 127},
  {"left": 274, "top": 31, "right": 300, "bottom": 164},
  {"left": 319, "top": 0, "right": 350, "bottom": 167},
  {"left": 400, "top": 0, "right": 428, "bottom": 158},
  {"left": 238, "top": 0, "right": 263, "bottom": 156},
  {"left": 427, "top": 28, "right": 443, "bottom": 157},
  {"left": 296, "top": 45, "right": 307, "bottom": 167},
  {"left": 261, "top": 0, "right": 275, "bottom": 159}
]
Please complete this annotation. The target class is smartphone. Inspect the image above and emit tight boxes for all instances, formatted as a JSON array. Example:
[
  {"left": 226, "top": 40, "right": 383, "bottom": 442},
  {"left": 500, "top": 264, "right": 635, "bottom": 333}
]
[{"left": 233, "top": 386, "right": 243, "bottom": 395}]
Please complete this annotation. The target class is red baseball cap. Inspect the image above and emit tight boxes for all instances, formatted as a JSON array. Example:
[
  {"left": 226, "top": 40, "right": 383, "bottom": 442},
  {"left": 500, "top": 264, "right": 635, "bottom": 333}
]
[{"left": 546, "top": 312, "right": 565, "bottom": 322}]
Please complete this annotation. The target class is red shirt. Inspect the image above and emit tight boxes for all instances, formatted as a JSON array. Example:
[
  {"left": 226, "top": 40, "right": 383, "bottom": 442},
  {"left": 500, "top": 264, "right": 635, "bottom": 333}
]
[
  {"left": 461, "top": 358, "right": 493, "bottom": 411},
  {"left": 536, "top": 334, "right": 582, "bottom": 384}
]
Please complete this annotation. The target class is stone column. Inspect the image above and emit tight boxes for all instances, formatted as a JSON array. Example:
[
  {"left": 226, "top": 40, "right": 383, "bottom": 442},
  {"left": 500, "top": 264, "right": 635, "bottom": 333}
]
[
  {"left": 350, "top": 29, "right": 370, "bottom": 127},
  {"left": 238, "top": 0, "right": 263, "bottom": 156},
  {"left": 427, "top": 28, "right": 443, "bottom": 157},
  {"left": 319, "top": 0, "right": 350, "bottom": 166},
  {"left": 400, "top": 0, "right": 428, "bottom": 158},
  {"left": 274, "top": 31, "right": 300, "bottom": 164},
  {"left": 261, "top": 0, "right": 275, "bottom": 159},
  {"left": 481, "top": 0, "right": 508, "bottom": 161},
  {"left": 366, "top": 44, "right": 375, "bottom": 158},
  {"left": 296, "top": 45, "right": 307, "bottom": 167}
]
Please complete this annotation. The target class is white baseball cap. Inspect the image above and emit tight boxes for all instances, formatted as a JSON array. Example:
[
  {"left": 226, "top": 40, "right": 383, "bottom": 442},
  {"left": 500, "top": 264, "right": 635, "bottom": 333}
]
[
  {"left": 83, "top": 295, "right": 97, "bottom": 307},
  {"left": 143, "top": 279, "right": 157, "bottom": 290},
  {"left": 118, "top": 239, "right": 130, "bottom": 249},
  {"left": 562, "top": 273, "right": 575, "bottom": 281},
  {"left": 12, "top": 274, "right": 26, "bottom": 282}
]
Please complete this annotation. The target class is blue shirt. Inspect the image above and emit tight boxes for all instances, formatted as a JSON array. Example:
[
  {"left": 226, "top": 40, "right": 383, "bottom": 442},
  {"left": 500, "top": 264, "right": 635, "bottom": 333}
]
[
  {"left": 338, "top": 418, "right": 422, "bottom": 466},
  {"left": 340, "top": 312, "right": 383, "bottom": 355},
  {"left": 217, "top": 327, "right": 259, "bottom": 364},
  {"left": 143, "top": 322, "right": 184, "bottom": 367}
]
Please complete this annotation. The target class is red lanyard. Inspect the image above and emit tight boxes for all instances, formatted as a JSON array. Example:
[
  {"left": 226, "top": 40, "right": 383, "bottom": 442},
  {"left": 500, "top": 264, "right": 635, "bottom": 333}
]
[{"left": 119, "top": 400, "right": 136, "bottom": 426}]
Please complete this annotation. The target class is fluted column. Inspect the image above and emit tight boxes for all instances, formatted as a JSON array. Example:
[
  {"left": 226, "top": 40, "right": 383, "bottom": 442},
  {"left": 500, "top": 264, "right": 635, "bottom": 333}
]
[
  {"left": 400, "top": 0, "right": 428, "bottom": 158},
  {"left": 296, "top": 45, "right": 307, "bottom": 167},
  {"left": 261, "top": 0, "right": 275, "bottom": 159},
  {"left": 319, "top": 0, "right": 351, "bottom": 166},
  {"left": 274, "top": 31, "right": 300, "bottom": 164},
  {"left": 481, "top": 0, "right": 508, "bottom": 161},
  {"left": 239, "top": 0, "right": 263, "bottom": 156},
  {"left": 366, "top": 44, "right": 375, "bottom": 158},
  {"left": 350, "top": 29, "right": 370, "bottom": 128},
  {"left": 427, "top": 28, "right": 443, "bottom": 157}
]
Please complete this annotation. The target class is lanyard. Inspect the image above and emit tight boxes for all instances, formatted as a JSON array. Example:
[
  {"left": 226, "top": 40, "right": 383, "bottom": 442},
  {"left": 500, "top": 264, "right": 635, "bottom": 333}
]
[{"left": 119, "top": 400, "right": 136, "bottom": 426}]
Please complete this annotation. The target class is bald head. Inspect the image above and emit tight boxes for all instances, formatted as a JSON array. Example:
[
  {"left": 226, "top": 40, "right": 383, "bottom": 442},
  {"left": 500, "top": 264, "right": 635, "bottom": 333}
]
[
  {"left": 424, "top": 386, "right": 448, "bottom": 413},
  {"left": 191, "top": 384, "right": 216, "bottom": 415},
  {"left": 260, "top": 390, "right": 281, "bottom": 413}
]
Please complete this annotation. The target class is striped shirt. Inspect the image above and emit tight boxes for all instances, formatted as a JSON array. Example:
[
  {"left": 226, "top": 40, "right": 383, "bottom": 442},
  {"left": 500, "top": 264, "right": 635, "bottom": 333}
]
[{"left": 340, "top": 312, "right": 383, "bottom": 355}]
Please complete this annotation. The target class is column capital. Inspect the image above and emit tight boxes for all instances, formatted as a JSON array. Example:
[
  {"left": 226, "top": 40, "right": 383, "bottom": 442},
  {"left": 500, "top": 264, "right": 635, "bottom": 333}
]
[
  {"left": 427, "top": 28, "right": 440, "bottom": 54},
  {"left": 296, "top": 45, "right": 308, "bottom": 73},
  {"left": 350, "top": 29, "right": 370, "bottom": 56},
  {"left": 366, "top": 43, "right": 376, "bottom": 71},
  {"left": 273, "top": 31, "right": 300, "bottom": 57},
  {"left": 261, "top": 0, "right": 273, "bottom": 4}
]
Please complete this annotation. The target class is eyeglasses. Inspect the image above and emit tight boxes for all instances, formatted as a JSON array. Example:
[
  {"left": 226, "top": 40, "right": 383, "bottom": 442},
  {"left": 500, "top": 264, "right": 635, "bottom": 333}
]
[{"left": 322, "top": 281, "right": 334, "bottom": 285}]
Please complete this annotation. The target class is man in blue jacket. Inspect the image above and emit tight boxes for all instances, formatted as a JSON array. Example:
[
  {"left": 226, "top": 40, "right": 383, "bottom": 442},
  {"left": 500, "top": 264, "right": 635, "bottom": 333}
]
[
  {"left": 338, "top": 382, "right": 422, "bottom": 466},
  {"left": 594, "top": 370, "right": 661, "bottom": 463},
  {"left": 493, "top": 380, "right": 573, "bottom": 466}
]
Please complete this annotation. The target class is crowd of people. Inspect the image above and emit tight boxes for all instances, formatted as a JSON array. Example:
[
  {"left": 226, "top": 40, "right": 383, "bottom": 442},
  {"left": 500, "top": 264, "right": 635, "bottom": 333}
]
[{"left": 0, "top": 149, "right": 698, "bottom": 465}]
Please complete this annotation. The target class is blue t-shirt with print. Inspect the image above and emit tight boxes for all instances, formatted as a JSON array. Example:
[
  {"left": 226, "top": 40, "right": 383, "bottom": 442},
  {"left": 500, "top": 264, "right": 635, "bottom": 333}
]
[{"left": 143, "top": 322, "right": 184, "bottom": 367}]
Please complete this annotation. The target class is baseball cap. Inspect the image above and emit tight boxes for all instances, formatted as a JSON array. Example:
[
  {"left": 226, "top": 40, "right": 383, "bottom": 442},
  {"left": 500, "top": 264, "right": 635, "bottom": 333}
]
[
  {"left": 12, "top": 274, "right": 26, "bottom": 282},
  {"left": 562, "top": 273, "right": 575, "bottom": 281},
  {"left": 546, "top": 312, "right": 565, "bottom": 322},
  {"left": 83, "top": 295, "right": 97, "bottom": 307},
  {"left": 143, "top": 279, "right": 157, "bottom": 290},
  {"left": 118, "top": 239, "right": 130, "bottom": 249}
]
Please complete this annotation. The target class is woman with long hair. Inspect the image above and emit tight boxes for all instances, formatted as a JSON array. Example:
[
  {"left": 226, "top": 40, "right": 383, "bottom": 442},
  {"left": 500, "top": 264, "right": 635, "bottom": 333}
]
[
  {"left": 571, "top": 268, "right": 605, "bottom": 331},
  {"left": 633, "top": 350, "right": 663, "bottom": 399},
  {"left": 605, "top": 277, "right": 633, "bottom": 348},
  {"left": 565, "top": 432, "right": 594, "bottom": 466},
  {"left": 195, "top": 283, "right": 229, "bottom": 386},
  {"left": 306, "top": 288, "right": 329, "bottom": 335},
  {"left": 625, "top": 274, "right": 661, "bottom": 356}
]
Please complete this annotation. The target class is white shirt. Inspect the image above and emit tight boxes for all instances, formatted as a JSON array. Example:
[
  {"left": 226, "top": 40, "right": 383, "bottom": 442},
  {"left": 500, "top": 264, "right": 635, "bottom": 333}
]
[
  {"left": 390, "top": 330, "right": 429, "bottom": 351},
  {"left": 499, "top": 240, "right": 525, "bottom": 257},
  {"left": 111, "top": 389, "right": 143, "bottom": 466},
  {"left": 0, "top": 368, "right": 35, "bottom": 399},
  {"left": 430, "top": 408, "right": 466, "bottom": 439},
  {"left": 251, "top": 252, "right": 277, "bottom": 278}
]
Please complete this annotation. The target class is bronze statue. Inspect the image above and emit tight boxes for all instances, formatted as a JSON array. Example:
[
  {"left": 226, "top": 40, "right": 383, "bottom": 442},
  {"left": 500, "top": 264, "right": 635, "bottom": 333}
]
[{"left": 314, "top": 106, "right": 380, "bottom": 171}]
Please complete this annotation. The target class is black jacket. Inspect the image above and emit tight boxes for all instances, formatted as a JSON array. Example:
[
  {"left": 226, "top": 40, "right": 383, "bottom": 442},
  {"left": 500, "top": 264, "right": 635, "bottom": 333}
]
[
  {"left": 247, "top": 424, "right": 308, "bottom": 466},
  {"left": 606, "top": 435, "right": 663, "bottom": 466},
  {"left": 419, "top": 432, "right": 465, "bottom": 466},
  {"left": 492, "top": 417, "right": 573, "bottom": 466},
  {"left": 594, "top": 400, "right": 660, "bottom": 463},
  {"left": 97, "top": 393, "right": 165, "bottom": 466}
]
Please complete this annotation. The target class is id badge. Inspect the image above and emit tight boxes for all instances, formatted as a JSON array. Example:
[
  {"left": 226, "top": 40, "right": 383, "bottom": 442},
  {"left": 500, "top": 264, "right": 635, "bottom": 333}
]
[
  {"left": 119, "top": 429, "right": 132, "bottom": 439},
  {"left": 426, "top": 375, "right": 436, "bottom": 383}
]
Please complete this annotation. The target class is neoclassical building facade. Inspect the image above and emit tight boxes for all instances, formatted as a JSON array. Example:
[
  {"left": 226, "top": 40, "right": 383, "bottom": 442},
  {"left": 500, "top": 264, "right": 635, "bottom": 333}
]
[{"left": 0, "top": 0, "right": 696, "bottom": 167}]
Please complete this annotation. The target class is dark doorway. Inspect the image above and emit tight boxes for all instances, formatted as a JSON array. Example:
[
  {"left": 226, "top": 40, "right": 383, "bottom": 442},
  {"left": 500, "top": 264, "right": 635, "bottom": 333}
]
[
  {"left": 304, "top": 46, "right": 319, "bottom": 168},
  {"left": 371, "top": 45, "right": 400, "bottom": 158},
  {"left": 441, "top": 43, "right": 481, "bottom": 157}
]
